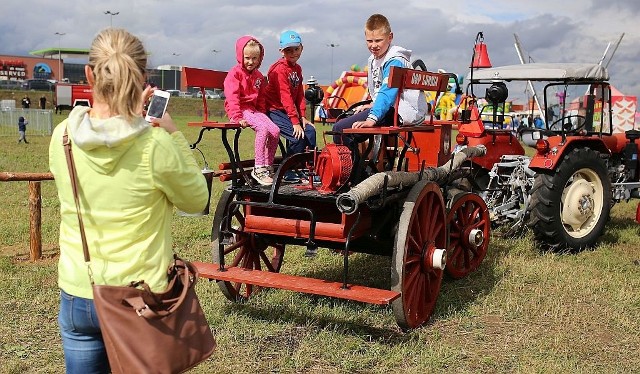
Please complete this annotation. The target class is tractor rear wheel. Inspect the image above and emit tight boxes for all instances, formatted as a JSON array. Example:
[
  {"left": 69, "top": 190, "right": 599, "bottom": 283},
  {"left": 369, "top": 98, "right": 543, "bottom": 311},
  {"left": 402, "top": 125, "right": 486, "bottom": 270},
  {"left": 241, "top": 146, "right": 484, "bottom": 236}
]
[
  {"left": 527, "top": 147, "right": 611, "bottom": 252},
  {"left": 391, "top": 181, "right": 446, "bottom": 330}
]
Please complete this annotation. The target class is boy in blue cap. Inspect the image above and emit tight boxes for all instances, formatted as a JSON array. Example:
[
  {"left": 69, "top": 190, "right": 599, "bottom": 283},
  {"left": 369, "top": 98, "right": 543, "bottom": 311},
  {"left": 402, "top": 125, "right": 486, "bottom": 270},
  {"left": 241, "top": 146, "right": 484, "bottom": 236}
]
[{"left": 265, "top": 30, "right": 317, "bottom": 182}]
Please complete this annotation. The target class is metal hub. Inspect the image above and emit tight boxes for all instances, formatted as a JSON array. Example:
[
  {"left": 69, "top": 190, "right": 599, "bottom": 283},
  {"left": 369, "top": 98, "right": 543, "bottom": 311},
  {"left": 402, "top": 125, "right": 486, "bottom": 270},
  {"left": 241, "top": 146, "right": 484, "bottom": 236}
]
[
  {"left": 562, "top": 178, "right": 595, "bottom": 230},
  {"left": 421, "top": 242, "right": 446, "bottom": 271}
]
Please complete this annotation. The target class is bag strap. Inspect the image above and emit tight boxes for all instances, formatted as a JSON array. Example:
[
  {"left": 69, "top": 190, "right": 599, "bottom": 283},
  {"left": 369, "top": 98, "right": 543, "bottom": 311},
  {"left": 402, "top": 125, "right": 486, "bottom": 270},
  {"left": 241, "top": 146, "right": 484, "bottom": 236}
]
[{"left": 63, "top": 128, "right": 92, "bottom": 265}]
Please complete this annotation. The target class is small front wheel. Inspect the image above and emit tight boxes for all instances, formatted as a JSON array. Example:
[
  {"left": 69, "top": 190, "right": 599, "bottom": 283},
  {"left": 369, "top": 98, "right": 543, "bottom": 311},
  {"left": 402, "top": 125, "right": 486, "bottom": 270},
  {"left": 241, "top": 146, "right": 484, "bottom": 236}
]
[
  {"left": 446, "top": 193, "right": 490, "bottom": 279},
  {"left": 211, "top": 190, "right": 285, "bottom": 302}
]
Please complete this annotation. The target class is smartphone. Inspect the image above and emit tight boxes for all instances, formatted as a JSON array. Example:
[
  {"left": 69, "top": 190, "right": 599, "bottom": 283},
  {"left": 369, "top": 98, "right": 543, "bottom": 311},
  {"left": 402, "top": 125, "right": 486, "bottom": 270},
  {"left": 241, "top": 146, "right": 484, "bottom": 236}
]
[{"left": 145, "top": 90, "right": 170, "bottom": 122}]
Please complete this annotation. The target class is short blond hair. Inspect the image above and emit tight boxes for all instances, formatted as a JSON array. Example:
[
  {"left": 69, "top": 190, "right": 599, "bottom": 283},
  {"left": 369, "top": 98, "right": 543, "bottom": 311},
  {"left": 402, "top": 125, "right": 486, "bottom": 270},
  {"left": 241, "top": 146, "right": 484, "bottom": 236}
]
[
  {"left": 244, "top": 40, "right": 262, "bottom": 56},
  {"left": 88, "top": 28, "right": 147, "bottom": 121},
  {"left": 365, "top": 14, "right": 391, "bottom": 34}
]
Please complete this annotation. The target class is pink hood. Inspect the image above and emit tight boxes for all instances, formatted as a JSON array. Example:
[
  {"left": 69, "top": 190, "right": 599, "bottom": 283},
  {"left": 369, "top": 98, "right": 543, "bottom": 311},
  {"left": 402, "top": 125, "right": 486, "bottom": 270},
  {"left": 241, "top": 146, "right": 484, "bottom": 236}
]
[{"left": 235, "top": 35, "right": 264, "bottom": 70}]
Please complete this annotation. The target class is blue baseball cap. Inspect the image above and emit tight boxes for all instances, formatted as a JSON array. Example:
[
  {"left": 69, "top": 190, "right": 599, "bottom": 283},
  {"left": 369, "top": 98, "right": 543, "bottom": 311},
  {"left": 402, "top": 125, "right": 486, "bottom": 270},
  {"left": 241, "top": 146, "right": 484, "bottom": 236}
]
[{"left": 279, "top": 30, "right": 302, "bottom": 49}]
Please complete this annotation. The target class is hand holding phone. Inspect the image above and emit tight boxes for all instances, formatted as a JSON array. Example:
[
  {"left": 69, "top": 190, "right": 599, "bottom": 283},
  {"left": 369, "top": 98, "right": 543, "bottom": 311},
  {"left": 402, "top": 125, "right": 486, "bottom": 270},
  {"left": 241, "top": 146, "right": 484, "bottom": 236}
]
[{"left": 145, "top": 90, "right": 170, "bottom": 122}]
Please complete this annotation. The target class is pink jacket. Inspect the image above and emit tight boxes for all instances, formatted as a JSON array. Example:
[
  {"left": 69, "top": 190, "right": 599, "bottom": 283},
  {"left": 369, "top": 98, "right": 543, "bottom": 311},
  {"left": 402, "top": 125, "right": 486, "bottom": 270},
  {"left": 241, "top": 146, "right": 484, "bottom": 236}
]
[{"left": 223, "top": 35, "right": 267, "bottom": 122}]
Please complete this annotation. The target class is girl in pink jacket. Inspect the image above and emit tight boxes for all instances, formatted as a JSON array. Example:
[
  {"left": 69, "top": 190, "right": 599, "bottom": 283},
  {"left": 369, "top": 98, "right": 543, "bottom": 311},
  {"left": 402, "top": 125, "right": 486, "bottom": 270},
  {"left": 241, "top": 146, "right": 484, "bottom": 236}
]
[{"left": 224, "top": 36, "right": 280, "bottom": 186}]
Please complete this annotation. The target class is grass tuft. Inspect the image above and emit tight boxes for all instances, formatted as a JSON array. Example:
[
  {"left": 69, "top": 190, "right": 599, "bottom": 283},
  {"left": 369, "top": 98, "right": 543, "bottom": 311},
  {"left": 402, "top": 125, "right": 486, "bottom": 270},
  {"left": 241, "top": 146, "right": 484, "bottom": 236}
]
[{"left": 1, "top": 111, "right": 639, "bottom": 372}]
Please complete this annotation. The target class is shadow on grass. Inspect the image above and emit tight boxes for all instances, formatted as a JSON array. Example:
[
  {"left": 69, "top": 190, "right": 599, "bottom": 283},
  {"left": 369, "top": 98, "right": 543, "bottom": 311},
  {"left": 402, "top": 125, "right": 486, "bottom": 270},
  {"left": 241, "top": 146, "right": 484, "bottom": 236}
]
[
  {"left": 599, "top": 215, "right": 640, "bottom": 246},
  {"left": 214, "top": 241, "right": 507, "bottom": 340}
]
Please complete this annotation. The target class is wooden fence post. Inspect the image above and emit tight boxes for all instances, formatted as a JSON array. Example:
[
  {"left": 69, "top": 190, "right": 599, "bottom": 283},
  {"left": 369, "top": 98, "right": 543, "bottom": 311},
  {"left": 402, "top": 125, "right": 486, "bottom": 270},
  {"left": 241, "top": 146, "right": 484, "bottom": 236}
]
[
  {"left": 1, "top": 172, "right": 54, "bottom": 261},
  {"left": 28, "top": 181, "right": 42, "bottom": 261}
]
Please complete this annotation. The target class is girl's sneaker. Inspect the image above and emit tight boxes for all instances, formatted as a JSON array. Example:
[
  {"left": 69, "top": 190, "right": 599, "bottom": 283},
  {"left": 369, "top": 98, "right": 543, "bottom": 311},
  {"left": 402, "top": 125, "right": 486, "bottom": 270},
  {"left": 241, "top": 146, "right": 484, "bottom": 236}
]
[
  {"left": 266, "top": 165, "right": 275, "bottom": 177},
  {"left": 252, "top": 166, "right": 273, "bottom": 186}
]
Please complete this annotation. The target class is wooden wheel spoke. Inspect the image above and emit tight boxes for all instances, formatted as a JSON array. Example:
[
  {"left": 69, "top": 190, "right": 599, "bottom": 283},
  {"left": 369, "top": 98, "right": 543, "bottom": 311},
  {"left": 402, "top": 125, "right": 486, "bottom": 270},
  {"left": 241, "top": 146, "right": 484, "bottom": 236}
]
[
  {"left": 230, "top": 247, "right": 248, "bottom": 267},
  {"left": 258, "top": 251, "right": 276, "bottom": 272},
  {"left": 450, "top": 214, "right": 462, "bottom": 231},
  {"left": 222, "top": 236, "right": 247, "bottom": 255},
  {"left": 457, "top": 207, "right": 468, "bottom": 226}
]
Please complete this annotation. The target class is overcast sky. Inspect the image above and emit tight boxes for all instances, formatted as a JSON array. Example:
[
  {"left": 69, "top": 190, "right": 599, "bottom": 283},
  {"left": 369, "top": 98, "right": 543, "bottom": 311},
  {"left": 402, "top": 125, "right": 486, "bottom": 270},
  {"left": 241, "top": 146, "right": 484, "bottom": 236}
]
[{"left": 2, "top": 0, "right": 639, "bottom": 103}]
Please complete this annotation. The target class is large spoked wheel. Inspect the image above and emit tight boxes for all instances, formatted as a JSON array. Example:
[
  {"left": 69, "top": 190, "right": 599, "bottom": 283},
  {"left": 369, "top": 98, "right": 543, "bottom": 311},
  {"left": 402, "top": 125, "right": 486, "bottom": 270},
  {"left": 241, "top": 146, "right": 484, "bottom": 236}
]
[
  {"left": 527, "top": 147, "right": 611, "bottom": 252},
  {"left": 211, "top": 190, "right": 285, "bottom": 302},
  {"left": 446, "top": 193, "right": 490, "bottom": 279},
  {"left": 391, "top": 181, "right": 447, "bottom": 330}
]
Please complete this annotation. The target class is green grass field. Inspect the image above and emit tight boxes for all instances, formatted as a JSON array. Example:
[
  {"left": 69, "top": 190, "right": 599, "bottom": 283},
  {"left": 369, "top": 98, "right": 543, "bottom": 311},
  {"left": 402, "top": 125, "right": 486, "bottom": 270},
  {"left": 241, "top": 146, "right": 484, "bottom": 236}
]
[{"left": 1, "top": 103, "right": 639, "bottom": 373}]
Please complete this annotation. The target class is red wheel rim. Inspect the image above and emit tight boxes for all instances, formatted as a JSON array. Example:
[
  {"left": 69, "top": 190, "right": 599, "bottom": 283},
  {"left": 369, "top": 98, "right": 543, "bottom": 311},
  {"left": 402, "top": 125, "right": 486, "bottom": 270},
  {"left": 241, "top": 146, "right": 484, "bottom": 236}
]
[
  {"left": 446, "top": 193, "right": 489, "bottom": 279},
  {"left": 392, "top": 182, "right": 446, "bottom": 330}
]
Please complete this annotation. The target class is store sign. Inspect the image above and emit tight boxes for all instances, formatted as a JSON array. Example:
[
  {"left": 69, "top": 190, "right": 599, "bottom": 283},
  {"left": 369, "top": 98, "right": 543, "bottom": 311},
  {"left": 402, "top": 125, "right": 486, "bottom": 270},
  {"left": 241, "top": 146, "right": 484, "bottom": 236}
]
[
  {"left": 34, "top": 62, "right": 52, "bottom": 79},
  {"left": 0, "top": 60, "right": 27, "bottom": 79}
]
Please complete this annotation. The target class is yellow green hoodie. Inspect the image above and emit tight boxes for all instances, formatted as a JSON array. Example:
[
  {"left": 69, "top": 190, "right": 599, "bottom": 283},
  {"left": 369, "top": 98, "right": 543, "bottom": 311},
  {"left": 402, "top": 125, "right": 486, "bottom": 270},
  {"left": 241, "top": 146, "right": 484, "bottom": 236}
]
[{"left": 49, "top": 106, "right": 209, "bottom": 299}]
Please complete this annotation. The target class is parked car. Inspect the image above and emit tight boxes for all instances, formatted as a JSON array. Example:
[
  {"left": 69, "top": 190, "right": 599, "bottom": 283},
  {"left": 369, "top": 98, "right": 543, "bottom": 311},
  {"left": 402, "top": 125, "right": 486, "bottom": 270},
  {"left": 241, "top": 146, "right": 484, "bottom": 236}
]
[
  {"left": 0, "top": 79, "right": 23, "bottom": 90},
  {"left": 21, "top": 79, "right": 55, "bottom": 91},
  {"left": 166, "top": 89, "right": 180, "bottom": 97},
  {"left": 196, "top": 89, "right": 220, "bottom": 99},
  {"left": 179, "top": 91, "right": 194, "bottom": 98}
]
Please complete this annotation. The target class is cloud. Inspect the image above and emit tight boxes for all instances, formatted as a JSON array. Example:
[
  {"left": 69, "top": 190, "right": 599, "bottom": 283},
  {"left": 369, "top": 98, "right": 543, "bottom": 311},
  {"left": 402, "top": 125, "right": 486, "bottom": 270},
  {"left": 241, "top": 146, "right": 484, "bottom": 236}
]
[{"left": 0, "top": 0, "right": 638, "bottom": 100}]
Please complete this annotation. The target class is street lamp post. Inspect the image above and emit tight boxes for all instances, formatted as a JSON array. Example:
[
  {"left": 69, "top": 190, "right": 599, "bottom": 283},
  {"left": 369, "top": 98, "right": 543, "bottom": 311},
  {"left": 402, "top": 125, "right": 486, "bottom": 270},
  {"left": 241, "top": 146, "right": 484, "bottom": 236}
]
[
  {"left": 55, "top": 32, "right": 65, "bottom": 82},
  {"left": 327, "top": 43, "right": 339, "bottom": 83},
  {"left": 211, "top": 49, "right": 221, "bottom": 70},
  {"left": 104, "top": 11, "right": 119, "bottom": 27},
  {"left": 172, "top": 53, "right": 181, "bottom": 90}
]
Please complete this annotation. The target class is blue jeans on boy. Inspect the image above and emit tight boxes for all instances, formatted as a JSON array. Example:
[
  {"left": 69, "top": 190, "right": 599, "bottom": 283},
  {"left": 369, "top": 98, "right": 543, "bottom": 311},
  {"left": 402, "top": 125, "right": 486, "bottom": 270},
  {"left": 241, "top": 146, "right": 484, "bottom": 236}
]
[
  {"left": 268, "top": 109, "right": 316, "bottom": 157},
  {"left": 332, "top": 108, "right": 397, "bottom": 147},
  {"left": 59, "top": 290, "right": 110, "bottom": 374}
]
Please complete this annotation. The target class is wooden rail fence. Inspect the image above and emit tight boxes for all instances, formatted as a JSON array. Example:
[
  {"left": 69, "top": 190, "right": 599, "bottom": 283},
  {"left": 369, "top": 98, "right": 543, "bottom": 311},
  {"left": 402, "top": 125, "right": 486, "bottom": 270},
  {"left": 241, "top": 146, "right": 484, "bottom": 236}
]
[{"left": 0, "top": 172, "right": 54, "bottom": 261}]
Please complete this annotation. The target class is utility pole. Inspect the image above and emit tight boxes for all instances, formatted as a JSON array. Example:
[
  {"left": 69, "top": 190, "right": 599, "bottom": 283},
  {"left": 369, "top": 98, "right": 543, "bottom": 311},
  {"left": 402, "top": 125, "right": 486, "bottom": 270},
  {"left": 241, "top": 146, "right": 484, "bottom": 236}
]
[
  {"left": 104, "top": 11, "right": 119, "bottom": 27},
  {"left": 55, "top": 32, "right": 65, "bottom": 81},
  {"left": 211, "top": 49, "right": 221, "bottom": 70},
  {"left": 327, "top": 43, "right": 339, "bottom": 83},
  {"left": 172, "top": 53, "right": 181, "bottom": 90}
]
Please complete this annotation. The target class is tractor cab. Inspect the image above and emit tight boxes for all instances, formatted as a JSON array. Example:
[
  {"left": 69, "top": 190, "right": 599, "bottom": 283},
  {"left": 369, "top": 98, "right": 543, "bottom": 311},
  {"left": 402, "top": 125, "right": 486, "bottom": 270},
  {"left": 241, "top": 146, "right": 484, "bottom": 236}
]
[{"left": 467, "top": 62, "right": 613, "bottom": 145}]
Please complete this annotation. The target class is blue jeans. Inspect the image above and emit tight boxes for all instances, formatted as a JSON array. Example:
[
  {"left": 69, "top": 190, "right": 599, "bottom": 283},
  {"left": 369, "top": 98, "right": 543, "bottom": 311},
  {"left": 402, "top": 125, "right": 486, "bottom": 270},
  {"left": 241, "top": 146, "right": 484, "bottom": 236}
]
[
  {"left": 268, "top": 110, "right": 317, "bottom": 157},
  {"left": 58, "top": 290, "right": 110, "bottom": 374},
  {"left": 331, "top": 108, "right": 396, "bottom": 146}
]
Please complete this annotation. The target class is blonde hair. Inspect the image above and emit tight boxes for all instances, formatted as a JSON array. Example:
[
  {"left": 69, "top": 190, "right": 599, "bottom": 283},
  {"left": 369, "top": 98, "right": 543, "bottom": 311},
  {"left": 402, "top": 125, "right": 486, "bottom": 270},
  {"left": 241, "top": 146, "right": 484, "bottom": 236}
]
[
  {"left": 365, "top": 14, "right": 392, "bottom": 34},
  {"left": 88, "top": 28, "right": 147, "bottom": 121},
  {"left": 244, "top": 40, "right": 262, "bottom": 56}
]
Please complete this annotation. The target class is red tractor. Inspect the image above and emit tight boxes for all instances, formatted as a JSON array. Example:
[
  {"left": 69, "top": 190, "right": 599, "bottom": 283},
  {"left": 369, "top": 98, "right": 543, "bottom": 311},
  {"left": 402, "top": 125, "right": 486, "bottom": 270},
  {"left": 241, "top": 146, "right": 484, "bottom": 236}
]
[{"left": 464, "top": 62, "right": 639, "bottom": 251}]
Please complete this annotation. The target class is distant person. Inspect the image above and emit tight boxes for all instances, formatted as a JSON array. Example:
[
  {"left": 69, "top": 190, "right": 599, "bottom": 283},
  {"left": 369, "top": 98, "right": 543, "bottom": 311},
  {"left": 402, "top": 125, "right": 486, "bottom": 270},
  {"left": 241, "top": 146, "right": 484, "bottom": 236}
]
[
  {"left": 332, "top": 14, "right": 427, "bottom": 146},
  {"left": 17, "top": 116, "right": 28, "bottom": 144},
  {"left": 534, "top": 115, "right": 544, "bottom": 129},
  {"left": 224, "top": 35, "right": 280, "bottom": 186},
  {"left": 21, "top": 95, "right": 31, "bottom": 109},
  {"left": 512, "top": 114, "right": 521, "bottom": 131},
  {"left": 265, "top": 30, "right": 317, "bottom": 183},
  {"left": 40, "top": 95, "right": 47, "bottom": 110}
]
